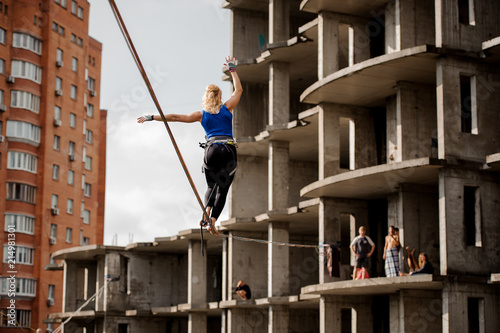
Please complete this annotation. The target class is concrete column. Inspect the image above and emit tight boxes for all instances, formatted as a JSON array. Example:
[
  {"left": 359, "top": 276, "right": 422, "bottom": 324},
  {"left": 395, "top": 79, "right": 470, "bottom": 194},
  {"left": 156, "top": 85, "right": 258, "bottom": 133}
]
[
  {"left": 268, "top": 304, "right": 289, "bottom": 333},
  {"left": 268, "top": 61, "right": 290, "bottom": 126},
  {"left": 268, "top": 222, "right": 289, "bottom": 297},
  {"left": 318, "top": 103, "right": 339, "bottom": 179},
  {"left": 95, "top": 257, "right": 105, "bottom": 311},
  {"left": 188, "top": 240, "right": 207, "bottom": 304},
  {"left": 320, "top": 296, "right": 340, "bottom": 333},
  {"left": 268, "top": 140, "right": 289, "bottom": 211},
  {"left": 188, "top": 313, "right": 207, "bottom": 333},
  {"left": 222, "top": 237, "right": 228, "bottom": 301},
  {"left": 318, "top": 11, "right": 339, "bottom": 79},
  {"left": 268, "top": 0, "right": 289, "bottom": 43},
  {"left": 318, "top": 198, "right": 340, "bottom": 284}
]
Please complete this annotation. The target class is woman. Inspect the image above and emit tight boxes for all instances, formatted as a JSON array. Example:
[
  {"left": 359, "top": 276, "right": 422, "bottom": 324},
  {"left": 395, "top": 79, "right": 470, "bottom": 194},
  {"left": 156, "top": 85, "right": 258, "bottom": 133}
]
[{"left": 137, "top": 56, "right": 243, "bottom": 236}]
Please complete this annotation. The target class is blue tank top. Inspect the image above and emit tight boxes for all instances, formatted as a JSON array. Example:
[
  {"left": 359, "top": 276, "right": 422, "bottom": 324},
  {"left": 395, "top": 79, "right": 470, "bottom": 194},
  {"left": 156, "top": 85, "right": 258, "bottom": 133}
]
[{"left": 201, "top": 104, "right": 233, "bottom": 139}]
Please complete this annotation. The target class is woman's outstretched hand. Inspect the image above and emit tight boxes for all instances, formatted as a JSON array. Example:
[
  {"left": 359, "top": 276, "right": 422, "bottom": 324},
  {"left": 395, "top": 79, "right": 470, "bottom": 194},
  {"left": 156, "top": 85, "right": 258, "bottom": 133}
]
[
  {"left": 224, "top": 56, "right": 237, "bottom": 72},
  {"left": 137, "top": 115, "right": 153, "bottom": 123}
]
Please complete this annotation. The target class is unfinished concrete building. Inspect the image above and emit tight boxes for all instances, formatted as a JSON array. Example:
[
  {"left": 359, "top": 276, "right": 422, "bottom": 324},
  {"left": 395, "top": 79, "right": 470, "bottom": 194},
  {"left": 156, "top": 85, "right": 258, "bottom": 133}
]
[{"left": 48, "top": 0, "right": 500, "bottom": 332}]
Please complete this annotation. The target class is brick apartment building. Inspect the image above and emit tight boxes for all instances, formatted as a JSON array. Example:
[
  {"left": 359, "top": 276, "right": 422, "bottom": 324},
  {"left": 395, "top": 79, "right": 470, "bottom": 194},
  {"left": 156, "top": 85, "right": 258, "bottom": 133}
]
[{"left": 0, "top": 1, "right": 105, "bottom": 332}]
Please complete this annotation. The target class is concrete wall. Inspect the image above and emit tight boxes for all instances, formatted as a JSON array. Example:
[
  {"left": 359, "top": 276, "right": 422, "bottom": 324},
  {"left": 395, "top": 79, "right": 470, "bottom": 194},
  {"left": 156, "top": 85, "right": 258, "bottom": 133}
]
[
  {"left": 436, "top": 57, "right": 500, "bottom": 161},
  {"left": 390, "top": 289, "right": 442, "bottom": 333},
  {"left": 392, "top": 184, "right": 440, "bottom": 274},
  {"left": 227, "top": 231, "right": 268, "bottom": 300},
  {"left": 436, "top": 0, "right": 500, "bottom": 50},
  {"left": 288, "top": 159, "right": 318, "bottom": 207},
  {"left": 103, "top": 252, "right": 188, "bottom": 312},
  {"left": 230, "top": 155, "right": 268, "bottom": 218},
  {"left": 439, "top": 168, "right": 500, "bottom": 276},
  {"left": 233, "top": 82, "right": 268, "bottom": 139},
  {"left": 231, "top": 9, "right": 268, "bottom": 60},
  {"left": 442, "top": 280, "right": 500, "bottom": 333},
  {"left": 289, "top": 245, "right": 319, "bottom": 295}
]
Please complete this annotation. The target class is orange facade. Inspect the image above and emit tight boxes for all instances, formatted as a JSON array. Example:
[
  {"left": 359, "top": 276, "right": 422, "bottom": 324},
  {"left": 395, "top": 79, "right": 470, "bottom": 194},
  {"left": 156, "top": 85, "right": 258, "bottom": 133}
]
[{"left": 0, "top": 1, "right": 105, "bottom": 331}]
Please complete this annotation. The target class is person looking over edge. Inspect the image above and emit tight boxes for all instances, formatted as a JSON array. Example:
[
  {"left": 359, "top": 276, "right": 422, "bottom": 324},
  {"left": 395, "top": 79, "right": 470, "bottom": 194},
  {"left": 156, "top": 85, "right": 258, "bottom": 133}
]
[
  {"left": 137, "top": 56, "right": 243, "bottom": 236},
  {"left": 350, "top": 226, "right": 375, "bottom": 280}
]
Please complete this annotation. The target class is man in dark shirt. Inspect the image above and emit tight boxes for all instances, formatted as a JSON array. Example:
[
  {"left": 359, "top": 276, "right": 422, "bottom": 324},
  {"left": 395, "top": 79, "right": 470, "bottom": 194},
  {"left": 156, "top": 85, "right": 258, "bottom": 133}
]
[{"left": 235, "top": 280, "right": 251, "bottom": 300}]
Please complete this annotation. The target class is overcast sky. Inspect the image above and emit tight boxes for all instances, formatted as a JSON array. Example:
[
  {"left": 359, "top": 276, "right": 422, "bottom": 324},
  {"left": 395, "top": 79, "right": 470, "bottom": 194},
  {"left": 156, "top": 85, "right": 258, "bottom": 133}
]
[{"left": 88, "top": 0, "right": 231, "bottom": 245}]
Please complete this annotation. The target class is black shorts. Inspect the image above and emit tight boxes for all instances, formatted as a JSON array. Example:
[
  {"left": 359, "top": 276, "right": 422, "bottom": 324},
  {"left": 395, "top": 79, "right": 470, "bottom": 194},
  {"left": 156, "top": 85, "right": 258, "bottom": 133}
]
[{"left": 355, "top": 256, "right": 369, "bottom": 269}]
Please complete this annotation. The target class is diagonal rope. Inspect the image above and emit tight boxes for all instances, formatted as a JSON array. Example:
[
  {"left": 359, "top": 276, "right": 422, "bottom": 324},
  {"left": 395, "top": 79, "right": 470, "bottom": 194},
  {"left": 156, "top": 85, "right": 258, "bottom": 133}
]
[{"left": 108, "top": 0, "right": 211, "bottom": 226}]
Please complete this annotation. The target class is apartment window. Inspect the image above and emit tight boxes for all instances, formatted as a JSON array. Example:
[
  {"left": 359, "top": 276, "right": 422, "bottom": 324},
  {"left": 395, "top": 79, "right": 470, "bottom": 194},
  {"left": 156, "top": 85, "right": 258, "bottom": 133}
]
[
  {"left": 0, "top": 58, "right": 4, "bottom": 74},
  {"left": 54, "top": 105, "right": 61, "bottom": 120},
  {"left": 77, "top": 6, "right": 83, "bottom": 19},
  {"left": 0, "top": 28, "right": 5, "bottom": 44},
  {"left": 3, "top": 245, "right": 34, "bottom": 265},
  {"left": 468, "top": 297, "right": 484, "bottom": 333},
  {"left": 85, "top": 129, "right": 93, "bottom": 144},
  {"left": 50, "top": 224, "right": 57, "bottom": 240},
  {"left": 52, "top": 22, "right": 58, "bottom": 32},
  {"left": 83, "top": 209, "right": 90, "bottom": 224},
  {"left": 11, "top": 60, "right": 42, "bottom": 83},
  {"left": 70, "top": 113, "right": 76, "bottom": 128},
  {"left": 1, "top": 309, "right": 31, "bottom": 327},
  {"left": 77, "top": 37, "right": 83, "bottom": 47},
  {"left": 0, "top": 90, "right": 4, "bottom": 105},
  {"left": 87, "top": 103, "right": 94, "bottom": 117},
  {"left": 339, "top": 118, "right": 355, "bottom": 170},
  {"left": 48, "top": 285, "right": 55, "bottom": 304},
  {"left": 11, "top": 90, "right": 40, "bottom": 113},
  {"left": 85, "top": 156, "right": 92, "bottom": 170},
  {"left": 84, "top": 183, "right": 91, "bottom": 197},
  {"left": 12, "top": 32, "right": 42, "bottom": 54},
  {"left": 52, "top": 164, "right": 59, "bottom": 180},
  {"left": 56, "top": 48, "right": 63, "bottom": 62},
  {"left": 460, "top": 75, "right": 478, "bottom": 134},
  {"left": 71, "top": 33, "right": 76, "bottom": 43},
  {"left": 83, "top": 237, "right": 89, "bottom": 245},
  {"left": 464, "top": 186, "right": 482, "bottom": 247},
  {"left": 66, "top": 228, "right": 72, "bottom": 243},
  {"left": 4, "top": 214, "right": 35, "bottom": 235},
  {"left": 71, "top": 0, "right": 77, "bottom": 14},
  {"left": 71, "top": 57, "right": 78, "bottom": 72},
  {"left": 59, "top": 26, "right": 65, "bottom": 36},
  {"left": 458, "top": 0, "right": 475, "bottom": 25},
  {"left": 69, "top": 141, "right": 75, "bottom": 156},
  {"left": 88, "top": 77, "right": 95, "bottom": 91},
  {"left": 0, "top": 277, "right": 36, "bottom": 297},
  {"left": 68, "top": 170, "right": 74, "bottom": 185},
  {"left": 6, "top": 121, "right": 41, "bottom": 146},
  {"left": 70, "top": 84, "right": 77, "bottom": 100},
  {"left": 56, "top": 76, "right": 62, "bottom": 90},
  {"left": 6, "top": 183, "right": 36, "bottom": 204},
  {"left": 66, "top": 199, "right": 73, "bottom": 214},
  {"left": 51, "top": 194, "right": 58, "bottom": 209},
  {"left": 7, "top": 151, "right": 37, "bottom": 173},
  {"left": 53, "top": 135, "right": 61, "bottom": 150},
  {"left": 61, "top": 0, "right": 67, "bottom": 8}
]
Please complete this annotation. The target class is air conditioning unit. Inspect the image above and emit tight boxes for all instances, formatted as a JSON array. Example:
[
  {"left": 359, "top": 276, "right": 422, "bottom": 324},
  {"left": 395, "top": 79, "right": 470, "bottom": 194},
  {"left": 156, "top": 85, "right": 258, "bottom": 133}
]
[
  {"left": 0, "top": 135, "right": 4, "bottom": 143},
  {"left": 47, "top": 298, "right": 55, "bottom": 306},
  {"left": 51, "top": 208, "right": 59, "bottom": 215},
  {"left": 55, "top": 89, "right": 63, "bottom": 96},
  {"left": 68, "top": 154, "right": 75, "bottom": 162},
  {"left": 6, "top": 75, "right": 15, "bottom": 84},
  {"left": 0, "top": 104, "right": 6, "bottom": 112},
  {"left": 89, "top": 90, "right": 96, "bottom": 97},
  {"left": 53, "top": 119, "right": 62, "bottom": 127},
  {"left": 49, "top": 236, "right": 57, "bottom": 245},
  {"left": 56, "top": 60, "right": 63, "bottom": 68}
]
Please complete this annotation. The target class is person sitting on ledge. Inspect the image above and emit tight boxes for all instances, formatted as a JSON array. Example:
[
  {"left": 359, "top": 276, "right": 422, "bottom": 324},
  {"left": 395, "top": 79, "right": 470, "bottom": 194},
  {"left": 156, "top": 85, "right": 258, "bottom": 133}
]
[
  {"left": 399, "top": 252, "right": 434, "bottom": 276},
  {"left": 235, "top": 280, "right": 251, "bottom": 300}
]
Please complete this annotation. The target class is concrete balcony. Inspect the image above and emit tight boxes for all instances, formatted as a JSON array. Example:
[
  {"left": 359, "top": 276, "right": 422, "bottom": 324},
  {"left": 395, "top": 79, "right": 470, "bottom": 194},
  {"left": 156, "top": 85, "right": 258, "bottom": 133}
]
[{"left": 300, "top": 0, "right": 389, "bottom": 17}]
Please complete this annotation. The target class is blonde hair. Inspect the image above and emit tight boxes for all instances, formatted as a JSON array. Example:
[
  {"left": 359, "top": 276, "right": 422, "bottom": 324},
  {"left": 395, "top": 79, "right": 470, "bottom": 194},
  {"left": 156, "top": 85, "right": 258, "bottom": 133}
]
[{"left": 202, "top": 84, "right": 223, "bottom": 114}]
